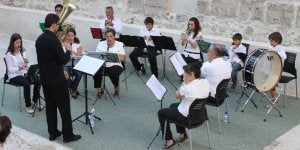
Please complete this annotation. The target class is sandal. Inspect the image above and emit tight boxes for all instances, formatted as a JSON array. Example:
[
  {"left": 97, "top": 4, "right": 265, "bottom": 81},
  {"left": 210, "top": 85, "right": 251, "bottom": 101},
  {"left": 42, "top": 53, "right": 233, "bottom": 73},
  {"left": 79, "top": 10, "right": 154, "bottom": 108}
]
[
  {"left": 164, "top": 139, "right": 177, "bottom": 149},
  {"left": 176, "top": 133, "right": 188, "bottom": 143}
]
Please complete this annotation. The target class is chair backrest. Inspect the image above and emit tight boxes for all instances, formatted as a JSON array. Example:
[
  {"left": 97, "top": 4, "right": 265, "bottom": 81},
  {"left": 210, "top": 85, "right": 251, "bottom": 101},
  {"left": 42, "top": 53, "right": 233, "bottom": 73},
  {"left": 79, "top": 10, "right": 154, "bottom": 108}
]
[
  {"left": 3, "top": 58, "right": 9, "bottom": 82},
  {"left": 283, "top": 52, "right": 297, "bottom": 78},
  {"left": 242, "top": 43, "right": 250, "bottom": 56},
  {"left": 187, "top": 98, "right": 208, "bottom": 127},
  {"left": 214, "top": 78, "right": 230, "bottom": 102}
]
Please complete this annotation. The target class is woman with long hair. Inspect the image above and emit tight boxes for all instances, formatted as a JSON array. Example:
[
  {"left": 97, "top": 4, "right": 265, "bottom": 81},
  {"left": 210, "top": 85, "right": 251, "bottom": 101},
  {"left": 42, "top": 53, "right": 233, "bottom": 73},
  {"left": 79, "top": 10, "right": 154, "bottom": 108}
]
[{"left": 5, "top": 33, "right": 41, "bottom": 114}]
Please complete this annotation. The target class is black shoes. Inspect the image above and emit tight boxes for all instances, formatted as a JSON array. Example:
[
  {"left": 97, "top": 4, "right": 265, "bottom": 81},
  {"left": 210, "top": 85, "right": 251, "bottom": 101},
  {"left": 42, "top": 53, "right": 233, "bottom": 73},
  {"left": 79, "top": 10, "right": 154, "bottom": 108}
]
[
  {"left": 231, "top": 83, "right": 237, "bottom": 89},
  {"left": 176, "top": 132, "right": 188, "bottom": 143},
  {"left": 140, "top": 64, "right": 146, "bottom": 75},
  {"left": 63, "top": 134, "right": 81, "bottom": 143},
  {"left": 49, "top": 131, "right": 62, "bottom": 141}
]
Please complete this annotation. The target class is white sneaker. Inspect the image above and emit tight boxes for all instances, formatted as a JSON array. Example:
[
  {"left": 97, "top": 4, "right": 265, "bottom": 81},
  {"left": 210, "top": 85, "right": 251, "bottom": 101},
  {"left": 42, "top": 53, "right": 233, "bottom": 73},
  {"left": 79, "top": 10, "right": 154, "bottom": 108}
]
[{"left": 26, "top": 107, "right": 34, "bottom": 114}]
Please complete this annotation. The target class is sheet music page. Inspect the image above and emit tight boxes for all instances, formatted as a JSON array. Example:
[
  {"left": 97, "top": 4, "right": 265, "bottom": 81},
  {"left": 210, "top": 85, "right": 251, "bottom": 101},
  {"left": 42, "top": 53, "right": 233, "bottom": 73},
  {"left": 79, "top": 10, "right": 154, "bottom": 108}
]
[
  {"left": 73, "top": 55, "right": 104, "bottom": 76},
  {"left": 170, "top": 52, "right": 187, "bottom": 76},
  {"left": 146, "top": 75, "right": 167, "bottom": 101}
]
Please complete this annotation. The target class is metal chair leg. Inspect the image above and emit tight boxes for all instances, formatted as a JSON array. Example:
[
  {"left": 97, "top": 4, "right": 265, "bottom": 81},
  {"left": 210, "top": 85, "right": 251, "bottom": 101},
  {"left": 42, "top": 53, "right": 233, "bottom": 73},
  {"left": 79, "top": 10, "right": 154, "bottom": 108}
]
[
  {"left": 123, "top": 68, "right": 128, "bottom": 91},
  {"left": 206, "top": 120, "right": 212, "bottom": 149},
  {"left": 18, "top": 87, "right": 22, "bottom": 112},
  {"left": 217, "top": 107, "right": 221, "bottom": 134},
  {"left": 283, "top": 83, "right": 287, "bottom": 108},
  {"left": 189, "top": 129, "right": 192, "bottom": 150},
  {"left": 296, "top": 79, "right": 298, "bottom": 100},
  {"left": 225, "top": 98, "right": 230, "bottom": 123},
  {"left": 1, "top": 83, "right": 5, "bottom": 106},
  {"left": 163, "top": 120, "right": 167, "bottom": 150}
]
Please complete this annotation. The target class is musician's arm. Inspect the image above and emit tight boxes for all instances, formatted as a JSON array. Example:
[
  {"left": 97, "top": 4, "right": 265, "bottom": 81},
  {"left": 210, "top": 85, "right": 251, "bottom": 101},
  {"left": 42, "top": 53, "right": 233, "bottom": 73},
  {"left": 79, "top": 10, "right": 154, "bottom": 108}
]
[
  {"left": 113, "top": 19, "right": 122, "bottom": 34},
  {"left": 54, "top": 39, "right": 70, "bottom": 65},
  {"left": 74, "top": 45, "right": 83, "bottom": 56},
  {"left": 119, "top": 43, "right": 126, "bottom": 62}
]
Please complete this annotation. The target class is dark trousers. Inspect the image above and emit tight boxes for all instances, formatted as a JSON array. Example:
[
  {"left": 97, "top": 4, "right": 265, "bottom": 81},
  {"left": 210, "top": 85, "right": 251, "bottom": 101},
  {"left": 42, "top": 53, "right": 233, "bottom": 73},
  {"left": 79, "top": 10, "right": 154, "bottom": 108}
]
[
  {"left": 93, "top": 65, "right": 123, "bottom": 88},
  {"left": 158, "top": 103, "right": 187, "bottom": 140},
  {"left": 182, "top": 54, "right": 200, "bottom": 64},
  {"left": 10, "top": 75, "right": 40, "bottom": 107},
  {"left": 64, "top": 66, "right": 83, "bottom": 91},
  {"left": 42, "top": 80, "right": 73, "bottom": 138},
  {"left": 129, "top": 46, "right": 158, "bottom": 77}
]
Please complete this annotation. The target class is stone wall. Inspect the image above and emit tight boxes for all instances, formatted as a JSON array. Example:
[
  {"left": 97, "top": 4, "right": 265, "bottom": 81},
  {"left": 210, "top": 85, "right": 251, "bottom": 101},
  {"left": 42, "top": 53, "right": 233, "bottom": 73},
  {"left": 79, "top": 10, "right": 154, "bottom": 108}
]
[{"left": 0, "top": 0, "right": 300, "bottom": 47}]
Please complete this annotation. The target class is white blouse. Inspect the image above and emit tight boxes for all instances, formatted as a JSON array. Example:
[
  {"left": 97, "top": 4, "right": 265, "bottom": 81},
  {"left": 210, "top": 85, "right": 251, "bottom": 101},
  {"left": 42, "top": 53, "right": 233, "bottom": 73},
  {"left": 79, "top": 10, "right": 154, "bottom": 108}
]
[
  {"left": 177, "top": 79, "right": 209, "bottom": 117},
  {"left": 182, "top": 31, "right": 202, "bottom": 60},
  {"left": 5, "top": 52, "right": 27, "bottom": 80},
  {"left": 95, "top": 41, "right": 125, "bottom": 68}
]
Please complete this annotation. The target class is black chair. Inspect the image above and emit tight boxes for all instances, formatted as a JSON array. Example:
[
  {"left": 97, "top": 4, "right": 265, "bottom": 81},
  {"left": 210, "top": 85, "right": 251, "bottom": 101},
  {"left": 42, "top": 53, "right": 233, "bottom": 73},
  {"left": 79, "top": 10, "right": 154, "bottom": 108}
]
[
  {"left": 140, "top": 48, "right": 163, "bottom": 72},
  {"left": 279, "top": 52, "right": 297, "bottom": 107},
  {"left": 206, "top": 78, "right": 230, "bottom": 133},
  {"left": 2, "top": 58, "right": 23, "bottom": 112},
  {"left": 163, "top": 98, "right": 212, "bottom": 150}
]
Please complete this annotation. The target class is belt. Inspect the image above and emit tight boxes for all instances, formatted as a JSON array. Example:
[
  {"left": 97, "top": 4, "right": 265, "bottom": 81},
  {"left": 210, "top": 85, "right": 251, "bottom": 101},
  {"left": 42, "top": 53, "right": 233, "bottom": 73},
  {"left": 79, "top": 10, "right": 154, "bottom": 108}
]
[{"left": 184, "top": 50, "right": 200, "bottom": 54}]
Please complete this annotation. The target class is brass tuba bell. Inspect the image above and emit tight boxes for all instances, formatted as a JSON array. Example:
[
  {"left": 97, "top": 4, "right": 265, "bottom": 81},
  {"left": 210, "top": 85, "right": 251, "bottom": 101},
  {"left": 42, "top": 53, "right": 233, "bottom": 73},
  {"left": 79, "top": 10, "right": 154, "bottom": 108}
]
[{"left": 56, "top": 1, "right": 79, "bottom": 42}]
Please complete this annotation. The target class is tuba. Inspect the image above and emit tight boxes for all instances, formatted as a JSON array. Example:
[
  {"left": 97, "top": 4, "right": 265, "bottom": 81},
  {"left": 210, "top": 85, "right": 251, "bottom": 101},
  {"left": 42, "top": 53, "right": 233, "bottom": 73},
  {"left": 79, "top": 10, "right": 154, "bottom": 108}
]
[{"left": 56, "top": 1, "right": 79, "bottom": 42}]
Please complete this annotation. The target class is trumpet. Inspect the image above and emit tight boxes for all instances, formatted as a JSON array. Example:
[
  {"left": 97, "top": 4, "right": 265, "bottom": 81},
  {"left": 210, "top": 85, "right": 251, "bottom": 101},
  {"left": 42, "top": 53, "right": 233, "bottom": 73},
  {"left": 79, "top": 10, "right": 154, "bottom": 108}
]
[{"left": 105, "top": 17, "right": 112, "bottom": 30}]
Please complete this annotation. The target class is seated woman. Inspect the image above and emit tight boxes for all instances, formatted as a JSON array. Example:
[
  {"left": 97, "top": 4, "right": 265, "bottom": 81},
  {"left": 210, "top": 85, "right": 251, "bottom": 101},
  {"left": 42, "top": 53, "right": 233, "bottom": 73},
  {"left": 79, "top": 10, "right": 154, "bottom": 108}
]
[
  {"left": 157, "top": 62, "right": 209, "bottom": 149},
  {"left": 0, "top": 116, "right": 12, "bottom": 149},
  {"left": 62, "top": 28, "right": 83, "bottom": 99},
  {"left": 180, "top": 17, "right": 203, "bottom": 65},
  {"left": 5, "top": 33, "right": 41, "bottom": 114},
  {"left": 93, "top": 29, "right": 126, "bottom": 98}
]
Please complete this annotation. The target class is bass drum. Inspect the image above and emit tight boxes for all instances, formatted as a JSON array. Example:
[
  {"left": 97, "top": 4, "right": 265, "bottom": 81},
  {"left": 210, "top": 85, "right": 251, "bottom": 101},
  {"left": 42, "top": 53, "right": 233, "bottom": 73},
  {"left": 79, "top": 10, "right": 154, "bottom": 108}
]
[{"left": 243, "top": 48, "right": 282, "bottom": 92}]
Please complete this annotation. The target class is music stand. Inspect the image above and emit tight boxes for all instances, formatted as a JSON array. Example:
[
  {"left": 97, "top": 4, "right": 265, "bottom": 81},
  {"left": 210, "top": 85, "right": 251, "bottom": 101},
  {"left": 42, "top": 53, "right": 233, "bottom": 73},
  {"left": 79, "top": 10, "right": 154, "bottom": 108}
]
[
  {"left": 72, "top": 55, "right": 103, "bottom": 134},
  {"left": 90, "top": 27, "right": 103, "bottom": 40},
  {"left": 145, "top": 75, "right": 167, "bottom": 149},
  {"left": 119, "top": 34, "right": 147, "bottom": 84},
  {"left": 151, "top": 35, "right": 177, "bottom": 89},
  {"left": 90, "top": 52, "right": 120, "bottom": 105}
]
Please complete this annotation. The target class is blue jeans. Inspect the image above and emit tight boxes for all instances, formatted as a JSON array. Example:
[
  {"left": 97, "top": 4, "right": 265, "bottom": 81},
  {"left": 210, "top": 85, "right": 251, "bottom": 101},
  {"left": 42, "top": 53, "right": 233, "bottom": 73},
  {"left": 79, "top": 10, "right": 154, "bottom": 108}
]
[
  {"left": 231, "top": 63, "right": 242, "bottom": 84},
  {"left": 64, "top": 66, "right": 82, "bottom": 91}
]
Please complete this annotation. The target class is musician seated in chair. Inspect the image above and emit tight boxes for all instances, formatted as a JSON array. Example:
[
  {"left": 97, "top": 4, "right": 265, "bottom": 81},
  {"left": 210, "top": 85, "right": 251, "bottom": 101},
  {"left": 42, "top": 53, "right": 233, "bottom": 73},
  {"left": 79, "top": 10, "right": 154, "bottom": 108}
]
[
  {"left": 5, "top": 33, "right": 41, "bottom": 114},
  {"left": 62, "top": 28, "right": 83, "bottom": 99},
  {"left": 268, "top": 32, "right": 287, "bottom": 102},
  {"left": 129, "top": 17, "right": 161, "bottom": 77},
  {"left": 201, "top": 44, "right": 232, "bottom": 99},
  {"left": 100, "top": 6, "right": 122, "bottom": 39},
  {"left": 180, "top": 17, "right": 203, "bottom": 66},
  {"left": 93, "top": 29, "right": 126, "bottom": 98},
  {"left": 158, "top": 62, "right": 209, "bottom": 149},
  {"left": 227, "top": 33, "right": 246, "bottom": 89}
]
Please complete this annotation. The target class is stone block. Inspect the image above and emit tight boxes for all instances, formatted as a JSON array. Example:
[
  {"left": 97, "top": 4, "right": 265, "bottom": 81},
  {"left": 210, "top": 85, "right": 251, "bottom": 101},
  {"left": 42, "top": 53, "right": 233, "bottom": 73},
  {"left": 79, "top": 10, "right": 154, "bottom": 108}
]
[
  {"left": 197, "top": 0, "right": 211, "bottom": 15},
  {"left": 211, "top": 0, "right": 238, "bottom": 18},
  {"left": 265, "top": 2, "right": 294, "bottom": 27}
]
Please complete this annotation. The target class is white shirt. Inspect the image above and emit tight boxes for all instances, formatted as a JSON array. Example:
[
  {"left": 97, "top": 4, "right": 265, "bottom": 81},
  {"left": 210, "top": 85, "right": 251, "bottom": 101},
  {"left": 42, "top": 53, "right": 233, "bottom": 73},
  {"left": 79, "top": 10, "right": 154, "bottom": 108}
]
[
  {"left": 178, "top": 79, "right": 209, "bottom": 117},
  {"left": 5, "top": 52, "right": 28, "bottom": 80},
  {"left": 268, "top": 44, "right": 287, "bottom": 66},
  {"left": 183, "top": 31, "right": 202, "bottom": 60},
  {"left": 227, "top": 44, "right": 246, "bottom": 65},
  {"left": 201, "top": 58, "right": 232, "bottom": 98},
  {"left": 138, "top": 26, "right": 160, "bottom": 47},
  {"left": 99, "top": 17, "right": 122, "bottom": 38},
  {"left": 95, "top": 41, "right": 125, "bottom": 68}
]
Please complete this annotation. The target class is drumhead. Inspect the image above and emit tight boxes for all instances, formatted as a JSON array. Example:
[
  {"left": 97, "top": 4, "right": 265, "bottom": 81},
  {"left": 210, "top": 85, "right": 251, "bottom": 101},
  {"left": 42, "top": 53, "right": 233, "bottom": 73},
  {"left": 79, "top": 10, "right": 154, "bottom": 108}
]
[{"left": 243, "top": 49, "right": 282, "bottom": 92}]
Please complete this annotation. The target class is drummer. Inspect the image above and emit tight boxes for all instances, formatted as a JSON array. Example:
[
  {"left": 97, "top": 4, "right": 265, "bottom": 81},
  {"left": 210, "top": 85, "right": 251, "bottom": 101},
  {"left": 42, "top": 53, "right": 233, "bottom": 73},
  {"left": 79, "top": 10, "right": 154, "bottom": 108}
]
[
  {"left": 268, "top": 32, "right": 286, "bottom": 102},
  {"left": 63, "top": 28, "right": 83, "bottom": 99},
  {"left": 201, "top": 44, "right": 232, "bottom": 99}
]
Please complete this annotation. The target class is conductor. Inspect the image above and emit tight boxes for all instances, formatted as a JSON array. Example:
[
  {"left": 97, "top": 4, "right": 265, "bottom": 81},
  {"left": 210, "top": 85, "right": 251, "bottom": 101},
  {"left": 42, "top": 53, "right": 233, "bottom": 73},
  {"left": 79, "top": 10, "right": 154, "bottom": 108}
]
[{"left": 35, "top": 13, "right": 81, "bottom": 143}]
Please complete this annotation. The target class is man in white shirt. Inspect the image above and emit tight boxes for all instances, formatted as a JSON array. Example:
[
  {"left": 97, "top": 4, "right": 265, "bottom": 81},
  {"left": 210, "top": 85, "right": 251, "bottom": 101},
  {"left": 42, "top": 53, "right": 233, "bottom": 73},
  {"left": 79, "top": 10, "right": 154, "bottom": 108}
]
[
  {"left": 227, "top": 33, "right": 247, "bottom": 89},
  {"left": 99, "top": 6, "right": 122, "bottom": 39},
  {"left": 201, "top": 44, "right": 232, "bottom": 98},
  {"left": 129, "top": 17, "right": 161, "bottom": 77}
]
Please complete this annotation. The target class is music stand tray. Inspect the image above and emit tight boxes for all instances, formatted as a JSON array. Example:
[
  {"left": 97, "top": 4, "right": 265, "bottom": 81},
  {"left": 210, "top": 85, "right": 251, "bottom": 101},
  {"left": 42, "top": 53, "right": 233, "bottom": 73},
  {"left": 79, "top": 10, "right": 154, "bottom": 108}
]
[
  {"left": 73, "top": 55, "right": 104, "bottom": 134},
  {"left": 197, "top": 40, "right": 211, "bottom": 53},
  {"left": 119, "top": 34, "right": 146, "bottom": 48},
  {"left": 90, "top": 27, "right": 103, "bottom": 39}
]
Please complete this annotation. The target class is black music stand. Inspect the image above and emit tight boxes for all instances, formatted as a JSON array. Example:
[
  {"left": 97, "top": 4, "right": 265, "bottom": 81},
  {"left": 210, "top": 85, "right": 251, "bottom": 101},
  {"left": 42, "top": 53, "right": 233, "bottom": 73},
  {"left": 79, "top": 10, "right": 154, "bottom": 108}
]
[
  {"left": 119, "top": 34, "right": 147, "bottom": 84},
  {"left": 72, "top": 55, "right": 102, "bottom": 134},
  {"left": 145, "top": 75, "right": 167, "bottom": 149},
  {"left": 151, "top": 36, "right": 177, "bottom": 89},
  {"left": 90, "top": 27, "right": 103, "bottom": 40},
  {"left": 90, "top": 52, "right": 120, "bottom": 105}
]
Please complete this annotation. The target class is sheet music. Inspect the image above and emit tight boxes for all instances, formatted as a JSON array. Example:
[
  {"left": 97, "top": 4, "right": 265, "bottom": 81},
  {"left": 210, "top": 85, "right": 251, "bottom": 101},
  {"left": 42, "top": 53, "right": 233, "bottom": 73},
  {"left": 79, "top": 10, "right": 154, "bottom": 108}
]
[
  {"left": 146, "top": 75, "right": 167, "bottom": 101},
  {"left": 170, "top": 52, "right": 187, "bottom": 76},
  {"left": 73, "top": 55, "right": 104, "bottom": 76}
]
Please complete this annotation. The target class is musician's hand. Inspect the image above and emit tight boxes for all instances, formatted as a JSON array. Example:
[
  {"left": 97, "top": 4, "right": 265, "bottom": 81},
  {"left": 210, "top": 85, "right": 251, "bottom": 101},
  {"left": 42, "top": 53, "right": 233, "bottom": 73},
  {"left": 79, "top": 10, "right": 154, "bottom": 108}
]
[
  {"left": 65, "top": 43, "right": 72, "bottom": 52},
  {"left": 176, "top": 91, "right": 185, "bottom": 99},
  {"left": 231, "top": 61, "right": 236, "bottom": 64},
  {"left": 119, "top": 54, "right": 126, "bottom": 62}
]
